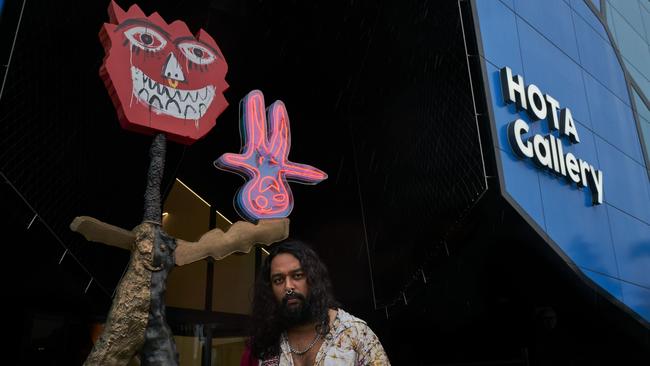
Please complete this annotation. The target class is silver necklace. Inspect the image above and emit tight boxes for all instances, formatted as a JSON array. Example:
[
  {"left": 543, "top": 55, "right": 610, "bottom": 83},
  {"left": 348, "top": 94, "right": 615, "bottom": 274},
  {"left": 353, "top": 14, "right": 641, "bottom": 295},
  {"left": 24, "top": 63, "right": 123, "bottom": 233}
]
[{"left": 285, "top": 332, "right": 322, "bottom": 356}]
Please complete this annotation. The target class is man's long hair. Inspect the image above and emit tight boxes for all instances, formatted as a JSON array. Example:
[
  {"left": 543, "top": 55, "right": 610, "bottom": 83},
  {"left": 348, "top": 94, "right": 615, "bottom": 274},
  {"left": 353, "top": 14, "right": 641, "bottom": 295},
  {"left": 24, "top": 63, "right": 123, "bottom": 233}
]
[{"left": 249, "top": 240, "right": 339, "bottom": 359}]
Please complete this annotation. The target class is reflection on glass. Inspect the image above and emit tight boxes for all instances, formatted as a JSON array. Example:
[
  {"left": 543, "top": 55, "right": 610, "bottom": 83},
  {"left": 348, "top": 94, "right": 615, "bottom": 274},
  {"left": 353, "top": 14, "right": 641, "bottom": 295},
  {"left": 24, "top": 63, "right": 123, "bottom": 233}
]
[
  {"left": 638, "top": 114, "right": 650, "bottom": 158},
  {"left": 608, "top": 5, "right": 650, "bottom": 80},
  {"left": 625, "top": 62, "right": 650, "bottom": 101},
  {"left": 633, "top": 90, "right": 650, "bottom": 122},
  {"left": 607, "top": 0, "right": 646, "bottom": 38},
  {"left": 600, "top": 0, "right": 650, "bottom": 167},
  {"left": 212, "top": 337, "right": 247, "bottom": 365},
  {"left": 174, "top": 333, "right": 248, "bottom": 365},
  {"left": 589, "top": 0, "right": 600, "bottom": 12},
  {"left": 175, "top": 336, "right": 201, "bottom": 365}
]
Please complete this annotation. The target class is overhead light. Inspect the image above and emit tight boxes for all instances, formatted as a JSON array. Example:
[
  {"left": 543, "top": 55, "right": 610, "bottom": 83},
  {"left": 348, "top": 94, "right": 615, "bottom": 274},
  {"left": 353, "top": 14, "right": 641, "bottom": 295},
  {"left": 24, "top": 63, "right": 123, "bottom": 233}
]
[
  {"left": 162, "top": 212, "right": 169, "bottom": 217},
  {"left": 176, "top": 178, "right": 211, "bottom": 207}
]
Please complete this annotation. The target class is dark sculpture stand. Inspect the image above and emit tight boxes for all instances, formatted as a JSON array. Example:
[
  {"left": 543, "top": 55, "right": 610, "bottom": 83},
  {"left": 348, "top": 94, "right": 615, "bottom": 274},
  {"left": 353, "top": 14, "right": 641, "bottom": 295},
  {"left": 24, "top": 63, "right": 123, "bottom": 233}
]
[{"left": 73, "top": 134, "right": 289, "bottom": 365}]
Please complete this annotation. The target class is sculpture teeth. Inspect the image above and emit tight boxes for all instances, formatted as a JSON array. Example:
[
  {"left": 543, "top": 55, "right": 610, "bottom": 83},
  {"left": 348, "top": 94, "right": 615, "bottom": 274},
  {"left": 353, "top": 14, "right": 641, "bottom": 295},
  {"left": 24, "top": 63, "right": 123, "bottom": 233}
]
[{"left": 131, "top": 66, "right": 215, "bottom": 120}]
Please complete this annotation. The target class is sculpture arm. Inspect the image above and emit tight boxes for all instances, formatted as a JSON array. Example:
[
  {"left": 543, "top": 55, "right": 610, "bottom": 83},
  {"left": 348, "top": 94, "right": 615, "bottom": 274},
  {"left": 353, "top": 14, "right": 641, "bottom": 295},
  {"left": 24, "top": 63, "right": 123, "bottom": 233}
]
[
  {"left": 174, "top": 218, "right": 289, "bottom": 266},
  {"left": 70, "top": 216, "right": 135, "bottom": 250}
]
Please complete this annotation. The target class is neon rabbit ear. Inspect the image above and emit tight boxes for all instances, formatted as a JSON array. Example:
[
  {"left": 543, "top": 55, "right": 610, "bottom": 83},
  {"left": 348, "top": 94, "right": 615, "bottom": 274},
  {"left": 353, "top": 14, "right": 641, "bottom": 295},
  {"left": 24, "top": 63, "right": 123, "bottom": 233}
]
[
  {"left": 267, "top": 100, "right": 291, "bottom": 159},
  {"left": 240, "top": 90, "right": 269, "bottom": 154}
]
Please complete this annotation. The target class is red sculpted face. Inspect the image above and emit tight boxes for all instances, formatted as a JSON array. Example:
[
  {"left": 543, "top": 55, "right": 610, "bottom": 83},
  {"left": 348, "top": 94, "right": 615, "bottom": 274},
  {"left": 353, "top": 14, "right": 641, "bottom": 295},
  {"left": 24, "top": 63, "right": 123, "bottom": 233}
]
[{"left": 99, "top": 1, "right": 229, "bottom": 145}]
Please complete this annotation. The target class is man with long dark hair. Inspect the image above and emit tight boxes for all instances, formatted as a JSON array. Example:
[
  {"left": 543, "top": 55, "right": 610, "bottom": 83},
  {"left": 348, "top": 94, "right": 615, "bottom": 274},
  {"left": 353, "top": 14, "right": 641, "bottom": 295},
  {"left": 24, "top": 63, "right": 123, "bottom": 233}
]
[{"left": 241, "top": 240, "right": 389, "bottom": 365}]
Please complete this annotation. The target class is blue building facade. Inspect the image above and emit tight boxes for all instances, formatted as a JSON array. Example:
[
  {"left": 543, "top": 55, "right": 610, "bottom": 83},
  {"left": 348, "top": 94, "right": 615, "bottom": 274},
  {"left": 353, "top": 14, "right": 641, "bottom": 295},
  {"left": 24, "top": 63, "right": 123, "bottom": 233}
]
[{"left": 472, "top": 0, "right": 650, "bottom": 325}]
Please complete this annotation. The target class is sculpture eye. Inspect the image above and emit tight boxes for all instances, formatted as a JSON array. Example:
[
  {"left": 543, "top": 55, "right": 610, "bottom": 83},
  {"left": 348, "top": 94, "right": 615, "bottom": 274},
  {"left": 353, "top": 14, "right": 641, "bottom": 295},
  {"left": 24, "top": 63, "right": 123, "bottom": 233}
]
[
  {"left": 178, "top": 42, "right": 217, "bottom": 65},
  {"left": 124, "top": 26, "right": 167, "bottom": 52}
]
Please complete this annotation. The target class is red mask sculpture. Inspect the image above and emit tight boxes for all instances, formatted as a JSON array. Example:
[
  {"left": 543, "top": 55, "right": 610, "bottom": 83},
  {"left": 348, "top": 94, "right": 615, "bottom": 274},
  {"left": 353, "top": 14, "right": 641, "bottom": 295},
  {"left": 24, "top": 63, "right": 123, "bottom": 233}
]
[{"left": 99, "top": 1, "right": 229, "bottom": 145}]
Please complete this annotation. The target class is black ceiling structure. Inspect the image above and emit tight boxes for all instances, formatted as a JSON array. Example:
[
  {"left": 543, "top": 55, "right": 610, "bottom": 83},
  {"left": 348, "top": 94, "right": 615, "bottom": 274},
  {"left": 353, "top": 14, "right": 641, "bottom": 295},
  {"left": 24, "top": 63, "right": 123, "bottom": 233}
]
[
  {"left": 2, "top": 0, "right": 485, "bottom": 313},
  {"left": 3, "top": 0, "right": 649, "bottom": 365}
]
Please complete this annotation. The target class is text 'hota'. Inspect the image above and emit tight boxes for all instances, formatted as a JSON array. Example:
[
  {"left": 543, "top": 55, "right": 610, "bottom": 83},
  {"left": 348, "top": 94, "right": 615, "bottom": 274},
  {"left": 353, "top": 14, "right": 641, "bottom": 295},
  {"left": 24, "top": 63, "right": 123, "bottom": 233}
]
[{"left": 500, "top": 67, "right": 604, "bottom": 205}]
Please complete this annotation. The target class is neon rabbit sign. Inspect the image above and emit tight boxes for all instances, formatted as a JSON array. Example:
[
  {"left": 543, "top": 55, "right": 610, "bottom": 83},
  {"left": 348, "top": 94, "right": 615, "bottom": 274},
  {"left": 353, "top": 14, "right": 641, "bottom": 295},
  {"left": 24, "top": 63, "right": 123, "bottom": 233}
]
[
  {"left": 215, "top": 90, "right": 328, "bottom": 221},
  {"left": 99, "top": 0, "right": 229, "bottom": 145}
]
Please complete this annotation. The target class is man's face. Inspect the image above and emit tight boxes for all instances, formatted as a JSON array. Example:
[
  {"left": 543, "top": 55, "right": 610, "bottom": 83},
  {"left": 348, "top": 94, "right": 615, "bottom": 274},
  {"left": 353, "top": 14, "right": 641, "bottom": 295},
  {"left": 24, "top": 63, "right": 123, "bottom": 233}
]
[{"left": 270, "top": 253, "right": 310, "bottom": 325}]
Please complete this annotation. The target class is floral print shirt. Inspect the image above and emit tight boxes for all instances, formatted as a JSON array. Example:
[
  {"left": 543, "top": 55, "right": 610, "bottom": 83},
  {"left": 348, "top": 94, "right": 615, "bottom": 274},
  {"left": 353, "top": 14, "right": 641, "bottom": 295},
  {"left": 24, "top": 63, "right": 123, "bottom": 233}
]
[{"left": 256, "top": 309, "right": 390, "bottom": 366}]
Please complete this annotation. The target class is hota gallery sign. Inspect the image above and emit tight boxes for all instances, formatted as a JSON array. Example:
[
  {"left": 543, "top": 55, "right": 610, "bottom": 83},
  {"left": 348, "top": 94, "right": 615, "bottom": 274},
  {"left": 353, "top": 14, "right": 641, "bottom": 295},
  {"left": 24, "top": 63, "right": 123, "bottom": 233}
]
[{"left": 500, "top": 67, "right": 603, "bottom": 205}]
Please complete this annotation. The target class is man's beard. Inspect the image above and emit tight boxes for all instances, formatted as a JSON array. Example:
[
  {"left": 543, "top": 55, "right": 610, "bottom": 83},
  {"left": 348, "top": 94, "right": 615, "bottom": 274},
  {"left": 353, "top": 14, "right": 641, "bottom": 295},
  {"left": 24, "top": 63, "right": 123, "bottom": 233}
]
[{"left": 278, "top": 292, "right": 313, "bottom": 328}]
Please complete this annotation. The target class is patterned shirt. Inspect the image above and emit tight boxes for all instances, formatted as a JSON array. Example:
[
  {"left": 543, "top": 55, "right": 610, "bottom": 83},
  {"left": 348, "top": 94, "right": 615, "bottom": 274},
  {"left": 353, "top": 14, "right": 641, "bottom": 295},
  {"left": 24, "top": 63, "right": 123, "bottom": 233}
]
[{"left": 256, "top": 309, "right": 390, "bottom": 366}]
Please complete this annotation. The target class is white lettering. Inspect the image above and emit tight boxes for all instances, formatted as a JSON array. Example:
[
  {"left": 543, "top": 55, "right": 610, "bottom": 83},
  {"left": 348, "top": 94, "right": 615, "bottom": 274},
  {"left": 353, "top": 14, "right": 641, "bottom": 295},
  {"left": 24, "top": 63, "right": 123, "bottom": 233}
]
[
  {"left": 545, "top": 94, "right": 560, "bottom": 130},
  {"left": 560, "top": 108, "right": 580, "bottom": 143},
  {"left": 500, "top": 67, "right": 527, "bottom": 110},
  {"left": 578, "top": 159, "right": 590, "bottom": 188},
  {"left": 556, "top": 136, "right": 566, "bottom": 176},
  {"left": 548, "top": 134, "right": 560, "bottom": 174},
  {"left": 565, "top": 153, "right": 581, "bottom": 184},
  {"left": 533, "top": 135, "right": 552, "bottom": 168},
  {"left": 499, "top": 66, "right": 602, "bottom": 205},
  {"left": 526, "top": 84, "right": 547, "bottom": 120},
  {"left": 588, "top": 168, "right": 604, "bottom": 205},
  {"left": 507, "top": 119, "right": 534, "bottom": 158}
]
